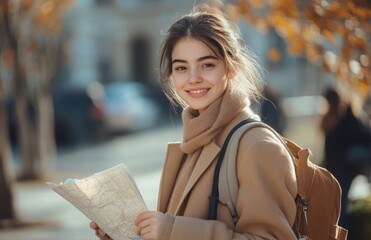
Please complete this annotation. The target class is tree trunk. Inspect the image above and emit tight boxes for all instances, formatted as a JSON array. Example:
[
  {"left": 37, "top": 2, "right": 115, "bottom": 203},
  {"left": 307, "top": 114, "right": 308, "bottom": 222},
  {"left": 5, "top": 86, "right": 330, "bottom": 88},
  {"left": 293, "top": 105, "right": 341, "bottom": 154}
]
[
  {"left": 2, "top": 0, "right": 38, "bottom": 180},
  {"left": 0, "top": 81, "right": 17, "bottom": 224},
  {"left": 0, "top": 0, "right": 18, "bottom": 224},
  {"left": 14, "top": 52, "right": 40, "bottom": 180},
  {"left": 37, "top": 90, "right": 56, "bottom": 178},
  {"left": 38, "top": 41, "right": 61, "bottom": 177},
  {"left": 15, "top": 55, "right": 57, "bottom": 180}
]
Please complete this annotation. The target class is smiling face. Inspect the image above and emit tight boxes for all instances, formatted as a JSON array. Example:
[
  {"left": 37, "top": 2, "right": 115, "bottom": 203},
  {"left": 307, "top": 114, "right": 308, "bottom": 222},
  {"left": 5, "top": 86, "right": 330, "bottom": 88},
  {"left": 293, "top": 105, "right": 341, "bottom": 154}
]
[{"left": 171, "top": 37, "right": 228, "bottom": 111}]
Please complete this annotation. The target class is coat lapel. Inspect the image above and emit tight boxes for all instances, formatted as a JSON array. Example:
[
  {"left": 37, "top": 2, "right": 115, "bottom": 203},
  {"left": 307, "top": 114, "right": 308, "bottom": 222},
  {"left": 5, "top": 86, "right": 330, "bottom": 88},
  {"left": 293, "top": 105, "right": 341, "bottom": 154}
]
[
  {"left": 158, "top": 143, "right": 184, "bottom": 212},
  {"left": 174, "top": 141, "right": 220, "bottom": 215}
]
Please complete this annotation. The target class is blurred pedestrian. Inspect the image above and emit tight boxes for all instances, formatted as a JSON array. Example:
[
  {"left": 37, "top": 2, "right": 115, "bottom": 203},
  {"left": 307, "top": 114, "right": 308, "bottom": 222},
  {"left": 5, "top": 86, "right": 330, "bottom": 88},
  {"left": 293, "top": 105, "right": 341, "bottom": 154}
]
[
  {"left": 90, "top": 4, "right": 298, "bottom": 240},
  {"left": 260, "top": 86, "right": 287, "bottom": 135},
  {"left": 320, "top": 87, "right": 371, "bottom": 234}
]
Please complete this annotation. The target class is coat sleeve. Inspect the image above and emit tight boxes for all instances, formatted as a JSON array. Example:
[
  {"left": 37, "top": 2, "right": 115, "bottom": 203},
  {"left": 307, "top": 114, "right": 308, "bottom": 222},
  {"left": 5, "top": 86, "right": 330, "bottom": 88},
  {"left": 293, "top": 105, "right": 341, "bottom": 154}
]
[
  {"left": 159, "top": 127, "right": 298, "bottom": 240},
  {"left": 234, "top": 127, "right": 297, "bottom": 239}
]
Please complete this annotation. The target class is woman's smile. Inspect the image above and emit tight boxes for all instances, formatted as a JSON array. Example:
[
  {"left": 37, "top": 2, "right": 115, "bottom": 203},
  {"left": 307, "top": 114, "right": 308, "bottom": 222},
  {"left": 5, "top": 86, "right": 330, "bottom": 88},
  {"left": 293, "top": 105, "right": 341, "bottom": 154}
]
[{"left": 186, "top": 88, "right": 209, "bottom": 98}]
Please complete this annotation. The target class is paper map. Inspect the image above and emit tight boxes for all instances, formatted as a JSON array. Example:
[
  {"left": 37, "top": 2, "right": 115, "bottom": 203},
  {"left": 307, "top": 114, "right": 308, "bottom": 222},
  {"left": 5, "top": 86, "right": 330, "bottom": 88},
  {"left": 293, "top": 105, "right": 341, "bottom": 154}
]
[{"left": 48, "top": 164, "right": 147, "bottom": 240}]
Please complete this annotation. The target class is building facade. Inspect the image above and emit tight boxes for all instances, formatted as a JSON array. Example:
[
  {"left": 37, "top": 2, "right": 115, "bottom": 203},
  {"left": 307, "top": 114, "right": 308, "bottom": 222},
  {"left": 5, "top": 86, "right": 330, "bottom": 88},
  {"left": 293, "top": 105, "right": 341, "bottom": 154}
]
[{"left": 62, "top": 0, "right": 330, "bottom": 98}]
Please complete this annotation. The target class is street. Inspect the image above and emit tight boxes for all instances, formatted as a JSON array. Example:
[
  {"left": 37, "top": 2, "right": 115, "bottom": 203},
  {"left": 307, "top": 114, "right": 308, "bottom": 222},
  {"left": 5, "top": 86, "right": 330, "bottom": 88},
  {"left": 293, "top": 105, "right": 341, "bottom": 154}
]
[{"left": 0, "top": 124, "right": 182, "bottom": 240}]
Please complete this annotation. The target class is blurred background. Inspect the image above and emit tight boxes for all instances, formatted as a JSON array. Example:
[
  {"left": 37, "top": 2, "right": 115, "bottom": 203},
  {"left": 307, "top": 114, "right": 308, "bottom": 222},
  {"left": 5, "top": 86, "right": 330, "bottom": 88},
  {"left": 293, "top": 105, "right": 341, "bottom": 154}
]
[{"left": 0, "top": 0, "right": 370, "bottom": 239}]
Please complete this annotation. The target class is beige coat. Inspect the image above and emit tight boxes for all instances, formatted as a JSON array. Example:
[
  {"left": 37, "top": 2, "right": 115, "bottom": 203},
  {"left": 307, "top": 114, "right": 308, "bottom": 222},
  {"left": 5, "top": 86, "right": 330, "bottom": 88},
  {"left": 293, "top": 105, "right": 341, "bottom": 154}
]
[{"left": 158, "top": 115, "right": 298, "bottom": 239}]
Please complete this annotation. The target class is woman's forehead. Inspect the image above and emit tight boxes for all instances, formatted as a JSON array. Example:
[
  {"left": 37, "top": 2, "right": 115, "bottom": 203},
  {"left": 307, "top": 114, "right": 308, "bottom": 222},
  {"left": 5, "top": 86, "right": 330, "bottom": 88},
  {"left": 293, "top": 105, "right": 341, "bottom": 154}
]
[{"left": 172, "top": 37, "right": 218, "bottom": 60}]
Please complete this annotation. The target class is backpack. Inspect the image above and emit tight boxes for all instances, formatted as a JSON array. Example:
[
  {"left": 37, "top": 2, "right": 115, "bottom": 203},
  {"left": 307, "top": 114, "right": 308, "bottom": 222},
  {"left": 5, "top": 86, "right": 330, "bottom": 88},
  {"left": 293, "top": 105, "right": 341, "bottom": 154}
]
[{"left": 208, "top": 119, "right": 348, "bottom": 240}]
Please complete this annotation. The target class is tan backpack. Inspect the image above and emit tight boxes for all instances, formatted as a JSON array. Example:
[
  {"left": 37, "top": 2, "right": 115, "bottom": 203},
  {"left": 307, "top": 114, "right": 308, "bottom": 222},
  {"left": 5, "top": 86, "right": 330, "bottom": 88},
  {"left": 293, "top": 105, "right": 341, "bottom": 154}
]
[{"left": 208, "top": 120, "right": 348, "bottom": 240}]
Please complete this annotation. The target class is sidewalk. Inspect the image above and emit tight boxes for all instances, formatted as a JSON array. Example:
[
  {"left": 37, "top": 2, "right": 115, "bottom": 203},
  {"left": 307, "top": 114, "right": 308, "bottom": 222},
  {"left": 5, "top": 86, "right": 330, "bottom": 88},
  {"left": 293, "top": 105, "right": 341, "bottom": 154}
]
[
  {"left": 0, "top": 170, "right": 162, "bottom": 240},
  {"left": 0, "top": 125, "right": 180, "bottom": 240}
]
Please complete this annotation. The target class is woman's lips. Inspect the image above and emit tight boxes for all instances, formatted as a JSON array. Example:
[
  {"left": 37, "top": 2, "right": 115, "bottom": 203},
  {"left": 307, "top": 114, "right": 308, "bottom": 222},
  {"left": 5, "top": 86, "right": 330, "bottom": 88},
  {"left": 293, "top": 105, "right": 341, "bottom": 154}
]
[{"left": 186, "top": 88, "right": 209, "bottom": 98}]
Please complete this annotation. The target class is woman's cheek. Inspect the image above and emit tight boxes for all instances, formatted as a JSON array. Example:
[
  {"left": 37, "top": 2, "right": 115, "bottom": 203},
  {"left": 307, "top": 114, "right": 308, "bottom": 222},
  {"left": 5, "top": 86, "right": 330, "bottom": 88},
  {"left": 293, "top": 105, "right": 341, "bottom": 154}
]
[{"left": 172, "top": 76, "right": 186, "bottom": 90}]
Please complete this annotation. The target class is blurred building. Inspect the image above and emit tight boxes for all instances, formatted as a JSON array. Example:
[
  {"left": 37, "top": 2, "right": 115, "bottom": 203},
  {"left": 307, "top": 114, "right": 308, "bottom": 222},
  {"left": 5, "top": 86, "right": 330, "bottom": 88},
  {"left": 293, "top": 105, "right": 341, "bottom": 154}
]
[
  {"left": 62, "top": 0, "right": 208, "bottom": 87},
  {"left": 60, "top": 0, "right": 332, "bottom": 97}
]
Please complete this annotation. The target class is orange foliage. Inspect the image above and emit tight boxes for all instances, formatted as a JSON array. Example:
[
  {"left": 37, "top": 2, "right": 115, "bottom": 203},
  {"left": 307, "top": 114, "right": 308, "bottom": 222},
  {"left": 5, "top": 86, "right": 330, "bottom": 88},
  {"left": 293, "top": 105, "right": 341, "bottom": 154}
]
[
  {"left": 216, "top": 0, "right": 371, "bottom": 95},
  {"left": 267, "top": 48, "right": 281, "bottom": 64},
  {"left": 1, "top": 0, "right": 74, "bottom": 66},
  {"left": 306, "top": 44, "right": 323, "bottom": 64}
]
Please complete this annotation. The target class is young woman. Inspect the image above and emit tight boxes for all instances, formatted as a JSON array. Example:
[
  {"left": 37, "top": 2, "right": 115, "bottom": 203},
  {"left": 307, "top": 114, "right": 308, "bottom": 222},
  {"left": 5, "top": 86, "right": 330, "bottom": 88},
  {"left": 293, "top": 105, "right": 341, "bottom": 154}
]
[{"left": 91, "top": 4, "right": 297, "bottom": 240}]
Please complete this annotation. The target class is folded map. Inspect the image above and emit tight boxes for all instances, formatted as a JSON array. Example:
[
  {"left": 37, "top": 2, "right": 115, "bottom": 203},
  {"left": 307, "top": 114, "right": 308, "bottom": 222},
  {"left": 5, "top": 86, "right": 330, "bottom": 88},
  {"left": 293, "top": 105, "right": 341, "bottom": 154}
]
[{"left": 47, "top": 164, "right": 147, "bottom": 240}]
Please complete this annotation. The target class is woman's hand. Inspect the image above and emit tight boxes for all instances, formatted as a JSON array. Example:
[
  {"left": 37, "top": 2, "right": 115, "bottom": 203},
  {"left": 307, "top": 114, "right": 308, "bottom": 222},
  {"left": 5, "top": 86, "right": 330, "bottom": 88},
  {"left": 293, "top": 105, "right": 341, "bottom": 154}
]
[
  {"left": 89, "top": 221, "right": 112, "bottom": 240},
  {"left": 135, "top": 211, "right": 165, "bottom": 240}
]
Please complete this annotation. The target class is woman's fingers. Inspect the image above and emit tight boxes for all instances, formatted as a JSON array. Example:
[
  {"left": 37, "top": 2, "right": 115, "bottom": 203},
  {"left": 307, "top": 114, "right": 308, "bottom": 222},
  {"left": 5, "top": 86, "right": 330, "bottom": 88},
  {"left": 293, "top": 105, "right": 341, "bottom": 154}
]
[
  {"left": 90, "top": 221, "right": 98, "bottom": 230},
  {"left": 135, "top": 211, "right": 154, "bottom": 225},
  {"left": 90, "top": 221, "right": 112, "bottom": 240},
  {"left": 135, "top": 211, "right": 164, "bottom": 240}
]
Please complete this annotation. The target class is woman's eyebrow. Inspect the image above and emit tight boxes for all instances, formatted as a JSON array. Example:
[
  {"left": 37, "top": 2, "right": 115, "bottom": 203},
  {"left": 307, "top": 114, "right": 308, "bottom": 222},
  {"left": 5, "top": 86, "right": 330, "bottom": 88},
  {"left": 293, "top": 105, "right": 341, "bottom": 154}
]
[
  {"left": 172, "top": 59, "right": 187, "bottom": 64},
  {"left": 172, "top": 55, "right": 218, "bottom": 64},
  {"left": 198, "top": 55, "right": 218, "bottom": 62}
]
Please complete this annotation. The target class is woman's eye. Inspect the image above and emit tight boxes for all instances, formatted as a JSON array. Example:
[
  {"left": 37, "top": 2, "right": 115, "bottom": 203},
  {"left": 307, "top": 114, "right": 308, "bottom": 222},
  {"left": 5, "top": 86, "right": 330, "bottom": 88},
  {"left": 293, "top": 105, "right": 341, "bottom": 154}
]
[
  {"left": 174, "top": 66, "right": 187, "bottom": 72},
  {"left": 202, "top": 63, "right": 215, "bottom": 69}
]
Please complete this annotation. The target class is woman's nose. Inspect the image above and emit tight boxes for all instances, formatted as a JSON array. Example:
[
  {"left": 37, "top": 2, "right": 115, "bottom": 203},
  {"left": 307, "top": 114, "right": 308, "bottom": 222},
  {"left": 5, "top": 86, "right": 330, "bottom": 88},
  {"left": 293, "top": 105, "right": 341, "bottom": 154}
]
[{"left": 188, "top": 69, "right": 202, "bottom": 84}]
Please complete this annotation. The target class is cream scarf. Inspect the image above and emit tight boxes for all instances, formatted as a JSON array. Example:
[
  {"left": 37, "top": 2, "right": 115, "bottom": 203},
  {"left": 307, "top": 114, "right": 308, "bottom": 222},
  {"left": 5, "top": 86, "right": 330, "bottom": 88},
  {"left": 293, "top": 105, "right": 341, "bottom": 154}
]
[
  {"left": 181, "top": 87, "right": 247, "bottom": 154},
  {"left": 167, "top": 87, "right": 247, "bottom": 214}
]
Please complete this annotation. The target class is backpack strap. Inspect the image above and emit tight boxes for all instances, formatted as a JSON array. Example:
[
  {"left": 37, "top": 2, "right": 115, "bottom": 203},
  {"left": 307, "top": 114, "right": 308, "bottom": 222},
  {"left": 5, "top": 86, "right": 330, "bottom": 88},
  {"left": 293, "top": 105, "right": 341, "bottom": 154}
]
[{"left": 208, "top": 119, "right": 257, "bottom": 221}]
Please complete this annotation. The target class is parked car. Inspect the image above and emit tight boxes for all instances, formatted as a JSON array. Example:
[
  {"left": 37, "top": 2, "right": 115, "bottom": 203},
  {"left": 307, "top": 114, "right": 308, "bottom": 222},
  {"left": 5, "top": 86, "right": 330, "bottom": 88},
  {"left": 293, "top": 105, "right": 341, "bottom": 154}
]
[
  {"left": 5, "top": 78, "right": 107, "bottom": 147},
  {"left": 53, "top": 80, "right": 106, "bottom": 145},
  {"left": 103, "top": 81, "right": 163, "bottom": 134}
]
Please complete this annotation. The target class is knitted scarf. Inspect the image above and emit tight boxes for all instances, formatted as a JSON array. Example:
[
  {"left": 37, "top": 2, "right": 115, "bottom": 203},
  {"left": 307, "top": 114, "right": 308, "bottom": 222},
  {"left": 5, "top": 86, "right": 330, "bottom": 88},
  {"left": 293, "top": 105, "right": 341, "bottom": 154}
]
[
  {"left": 167, "top": 87, "right": 247, "bottom": 214},
  {"left": 180, "top": 87, "right": 247, "bottom": 154}
]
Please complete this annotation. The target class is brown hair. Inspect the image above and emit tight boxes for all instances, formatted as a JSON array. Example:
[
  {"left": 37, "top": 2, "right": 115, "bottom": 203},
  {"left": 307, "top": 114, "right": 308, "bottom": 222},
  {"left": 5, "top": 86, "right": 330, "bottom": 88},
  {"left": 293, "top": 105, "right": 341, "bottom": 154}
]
[{"left": 159, "top": 4, "right": 264, "bottom": 108}]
